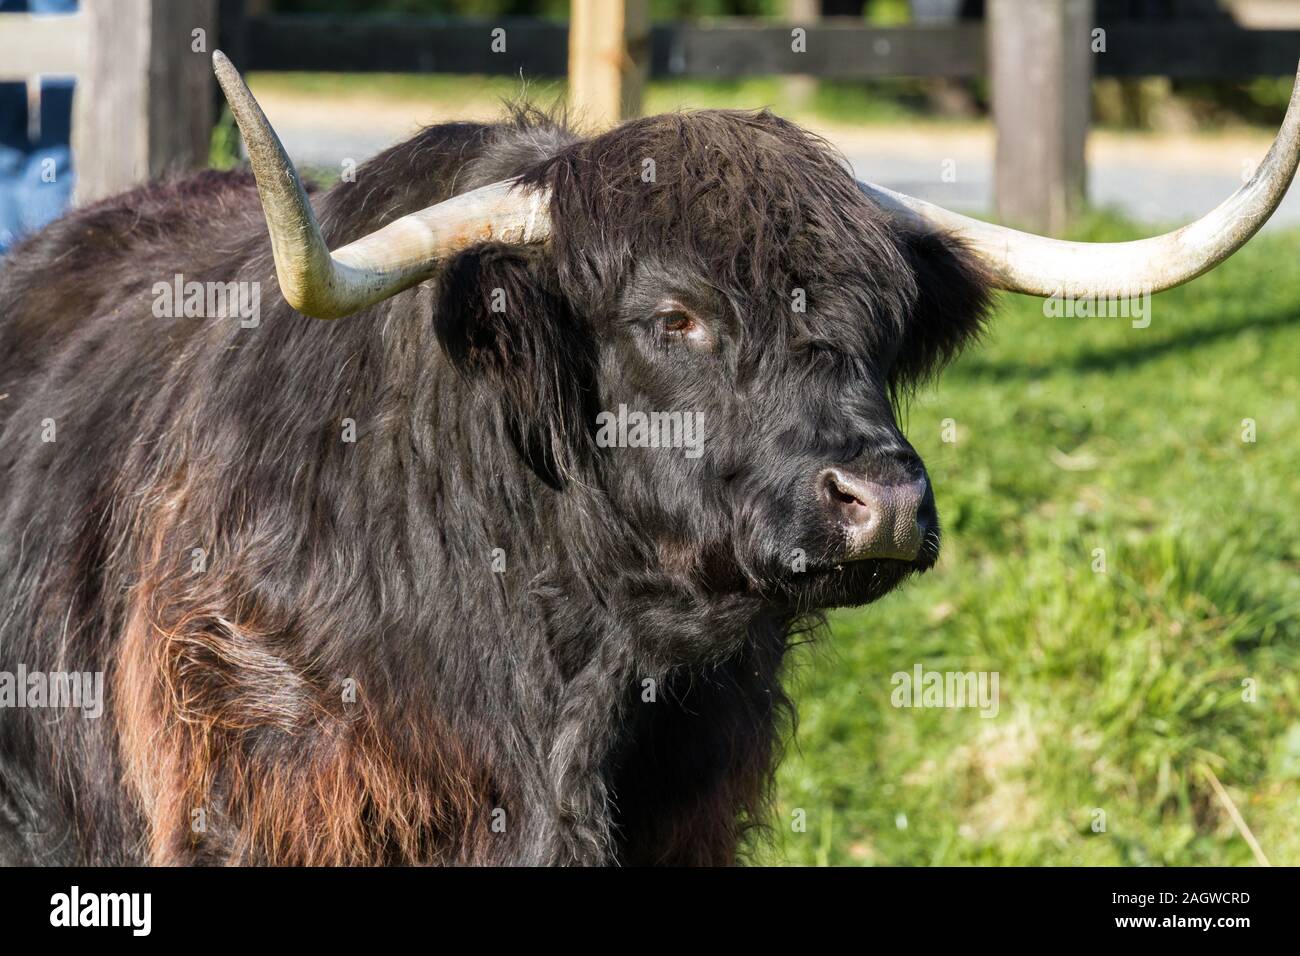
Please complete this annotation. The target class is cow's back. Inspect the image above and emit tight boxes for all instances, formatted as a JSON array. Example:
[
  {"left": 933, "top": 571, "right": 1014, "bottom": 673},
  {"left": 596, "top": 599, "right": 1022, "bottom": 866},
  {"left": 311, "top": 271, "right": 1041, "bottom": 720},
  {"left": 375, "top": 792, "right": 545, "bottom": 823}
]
[
  {"left": 0, "top": 116, "right": 560, "bottom": 863},
  {"left": 0, "top": 168, "right": 274, "bottom": 862}
]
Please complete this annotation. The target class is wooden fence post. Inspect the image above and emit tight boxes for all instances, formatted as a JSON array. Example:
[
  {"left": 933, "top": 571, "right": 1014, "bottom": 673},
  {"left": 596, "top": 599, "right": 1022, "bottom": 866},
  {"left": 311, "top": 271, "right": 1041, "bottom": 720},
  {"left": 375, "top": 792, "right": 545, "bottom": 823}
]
[
  {"left": 783, "top": 0, "right": 820, "bottom": 107},
  {"left": 72, "top": 0, "right": 217, "bottom": 204},
  {"left": 568, "top": 0, "right": 649, "bottom": 129},
  {"left": 989, "top": 0, "right": 1094, "bottom": 236}
]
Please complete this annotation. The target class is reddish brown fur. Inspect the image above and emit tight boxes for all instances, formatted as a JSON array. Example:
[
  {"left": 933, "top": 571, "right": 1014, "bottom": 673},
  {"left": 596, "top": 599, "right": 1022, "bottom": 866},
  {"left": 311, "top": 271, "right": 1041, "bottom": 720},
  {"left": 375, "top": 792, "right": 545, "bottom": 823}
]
[{"left": 117, "top": 474, "right": 496, "bottom": 865}]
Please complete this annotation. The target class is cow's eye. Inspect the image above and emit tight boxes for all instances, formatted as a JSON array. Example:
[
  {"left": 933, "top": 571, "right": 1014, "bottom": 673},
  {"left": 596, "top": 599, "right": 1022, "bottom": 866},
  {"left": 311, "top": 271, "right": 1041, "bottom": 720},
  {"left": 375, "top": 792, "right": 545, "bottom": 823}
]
[
  {"left": 660, "top": 311, "right": 696, "bottom": 335},
  {"left": 652, "top": 300, "right": 708, "bottom": 346},
  {"left": 644, "top": 297, "right": 714, "bottom": 350}
]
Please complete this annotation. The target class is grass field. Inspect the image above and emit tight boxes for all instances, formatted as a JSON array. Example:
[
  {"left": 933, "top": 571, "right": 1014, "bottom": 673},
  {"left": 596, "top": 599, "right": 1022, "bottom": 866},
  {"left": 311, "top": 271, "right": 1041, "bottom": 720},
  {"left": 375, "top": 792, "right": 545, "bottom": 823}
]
[
  {"left": 243, "top": 71, "right": 1294, "bottom": 134},
  {"left": 244, "top": 72, "right": 971, "bottom": 128},
  {"left": 756, "top": 213, "right": 1300, "bottom": 866}
]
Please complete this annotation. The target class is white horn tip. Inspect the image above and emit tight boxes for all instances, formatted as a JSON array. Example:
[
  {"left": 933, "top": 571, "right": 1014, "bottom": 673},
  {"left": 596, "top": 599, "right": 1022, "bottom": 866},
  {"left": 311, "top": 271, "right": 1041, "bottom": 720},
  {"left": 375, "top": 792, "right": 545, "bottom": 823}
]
[{"left": 212, "top": 50, "right": 245, "bottom": 95}]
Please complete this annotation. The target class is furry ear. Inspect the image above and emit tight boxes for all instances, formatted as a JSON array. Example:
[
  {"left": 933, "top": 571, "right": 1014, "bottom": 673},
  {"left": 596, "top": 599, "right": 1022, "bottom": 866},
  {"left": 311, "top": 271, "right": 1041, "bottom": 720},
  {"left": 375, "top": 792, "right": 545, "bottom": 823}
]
[
  {"left": 889, "top": 227, "right": 996, "bottom": 390},
  {"left": 435, "top": 243, "right": 593, "bottom": 490}
]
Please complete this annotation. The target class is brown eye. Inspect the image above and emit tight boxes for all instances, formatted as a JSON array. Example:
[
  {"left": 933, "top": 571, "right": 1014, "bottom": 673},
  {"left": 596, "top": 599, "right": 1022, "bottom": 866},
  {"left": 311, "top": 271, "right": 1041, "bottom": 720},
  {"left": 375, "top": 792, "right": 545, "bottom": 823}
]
[
  {"left": 660, "top": 311, "right": 696, "bottom": 335},
  {"left": 651, "top": 299, "right": 712, "bottom": 348}
]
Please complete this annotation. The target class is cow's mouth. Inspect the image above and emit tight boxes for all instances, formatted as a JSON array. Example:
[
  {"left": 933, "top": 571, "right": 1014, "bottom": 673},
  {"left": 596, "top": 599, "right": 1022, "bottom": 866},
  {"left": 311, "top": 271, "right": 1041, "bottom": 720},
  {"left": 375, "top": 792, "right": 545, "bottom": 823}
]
[
  {"left": 788, "top": 556, "right": 924, "bottom": 608},
  {"left": 779, "top": 526, "right": 940, "bottom": 610}
]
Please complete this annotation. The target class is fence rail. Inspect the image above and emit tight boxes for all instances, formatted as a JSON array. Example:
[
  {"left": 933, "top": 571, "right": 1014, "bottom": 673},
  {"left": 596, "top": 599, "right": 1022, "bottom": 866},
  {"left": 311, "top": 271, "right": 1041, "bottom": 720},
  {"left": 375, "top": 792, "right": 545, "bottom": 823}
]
[
  {"left": 0, "top": 12, "right": 86, "bottom": 80},
  {"left": 216, "top": 15, "right": 1300, "bottom": 80},
  {"left": 2, "top": 3, "right": 1299, "bottom": 228}
]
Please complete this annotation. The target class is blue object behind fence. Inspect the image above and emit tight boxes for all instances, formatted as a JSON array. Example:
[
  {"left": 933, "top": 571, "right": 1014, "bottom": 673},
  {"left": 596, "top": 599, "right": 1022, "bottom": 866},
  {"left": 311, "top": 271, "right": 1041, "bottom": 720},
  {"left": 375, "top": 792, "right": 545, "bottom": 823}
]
[{"left": 0, "top": 0, "right": 78, "bottom": 255}]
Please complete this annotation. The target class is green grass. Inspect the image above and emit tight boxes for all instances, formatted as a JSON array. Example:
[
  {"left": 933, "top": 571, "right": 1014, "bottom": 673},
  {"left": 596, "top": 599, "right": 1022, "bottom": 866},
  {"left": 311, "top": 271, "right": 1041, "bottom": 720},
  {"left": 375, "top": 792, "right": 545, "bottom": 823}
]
[
  {"left": 248, "top": 71, "right": 565, "bottom": 105},
  {"left": 246, "top": 71, "right": 977, "bottom": 128},
  {"left": 755, "top": 212, "right": 1300, "bottom": 866}
]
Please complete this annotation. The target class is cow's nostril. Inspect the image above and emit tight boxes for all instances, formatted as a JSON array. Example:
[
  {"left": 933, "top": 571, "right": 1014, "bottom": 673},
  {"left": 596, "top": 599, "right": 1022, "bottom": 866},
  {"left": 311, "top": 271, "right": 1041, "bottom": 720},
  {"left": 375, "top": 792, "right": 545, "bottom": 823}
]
[
  {"left": 825, "top": 475, "right": 863, "bottom": 508},
  {"left": 816, "top": 468, "right": 927, "bottom": 562}
]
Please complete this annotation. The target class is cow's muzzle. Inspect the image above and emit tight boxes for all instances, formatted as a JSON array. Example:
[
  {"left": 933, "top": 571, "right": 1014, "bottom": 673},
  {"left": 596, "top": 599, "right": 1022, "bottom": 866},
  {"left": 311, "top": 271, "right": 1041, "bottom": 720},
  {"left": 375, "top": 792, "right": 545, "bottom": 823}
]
[{"left": 819, "top": 468, "right": 933, "bottom": 563}]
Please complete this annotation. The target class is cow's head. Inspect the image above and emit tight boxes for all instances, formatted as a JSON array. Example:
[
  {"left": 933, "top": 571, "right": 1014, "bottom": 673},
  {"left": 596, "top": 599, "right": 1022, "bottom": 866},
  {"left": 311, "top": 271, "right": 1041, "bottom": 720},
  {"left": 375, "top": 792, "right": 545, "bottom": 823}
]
[
  {"left": 432, "top": 111, "right": 993, "bottom": 611},
  {"left": 213, "top": 51, "right": 1300, "bottom": 615}
]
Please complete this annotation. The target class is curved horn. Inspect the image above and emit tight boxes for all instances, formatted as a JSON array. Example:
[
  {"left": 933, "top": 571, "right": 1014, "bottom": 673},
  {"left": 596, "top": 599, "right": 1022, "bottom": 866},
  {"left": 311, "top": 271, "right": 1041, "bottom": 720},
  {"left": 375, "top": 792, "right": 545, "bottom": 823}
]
[
  {"left": 212, "top": 50, "right": 551, "bottom": 320},
  {"left": 858, "top": 62, "right": 1300, "bottom": 298}
]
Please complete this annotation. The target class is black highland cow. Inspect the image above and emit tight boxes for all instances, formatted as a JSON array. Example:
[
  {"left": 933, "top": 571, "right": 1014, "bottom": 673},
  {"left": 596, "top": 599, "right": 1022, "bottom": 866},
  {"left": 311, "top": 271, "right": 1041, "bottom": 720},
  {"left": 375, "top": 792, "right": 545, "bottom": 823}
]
[{"left": 0, "top": 54, "right": 1296, "bottom": 865}]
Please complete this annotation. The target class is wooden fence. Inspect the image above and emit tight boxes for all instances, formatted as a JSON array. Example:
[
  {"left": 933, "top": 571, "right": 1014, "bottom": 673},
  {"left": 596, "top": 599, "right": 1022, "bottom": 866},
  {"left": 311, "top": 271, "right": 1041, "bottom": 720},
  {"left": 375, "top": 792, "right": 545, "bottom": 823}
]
[
  {"left": 217, "top": 12, "right": 1300, "bottom": 78},
  {"left": 1, "top": 0, "right": 1298, "bottom": 232},
  {"left": 0, "top": 0, "right": 216, "bottom": 205}
]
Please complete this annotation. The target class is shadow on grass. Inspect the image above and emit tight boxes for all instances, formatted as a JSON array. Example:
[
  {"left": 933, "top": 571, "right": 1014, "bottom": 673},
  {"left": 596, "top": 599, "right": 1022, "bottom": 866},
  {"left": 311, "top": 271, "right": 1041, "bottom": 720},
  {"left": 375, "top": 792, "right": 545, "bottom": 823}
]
[{"left": 956, "top": 298, "right": 1300, "bottom": 384}]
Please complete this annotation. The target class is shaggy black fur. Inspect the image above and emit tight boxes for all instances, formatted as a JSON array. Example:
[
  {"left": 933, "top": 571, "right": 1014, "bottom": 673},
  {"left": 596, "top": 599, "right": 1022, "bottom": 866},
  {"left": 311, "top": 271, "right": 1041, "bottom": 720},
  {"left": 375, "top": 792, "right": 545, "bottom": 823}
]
[{"left": 0, "top": 108, "right": 992, "bottom": 865}]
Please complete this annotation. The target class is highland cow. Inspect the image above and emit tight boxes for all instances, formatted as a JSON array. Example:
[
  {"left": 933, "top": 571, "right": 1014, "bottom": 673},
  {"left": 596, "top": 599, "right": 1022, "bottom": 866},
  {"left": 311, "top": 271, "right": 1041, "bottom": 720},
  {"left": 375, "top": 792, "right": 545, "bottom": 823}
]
[{"left": 0, "top": 54, "right": 1296, "bottom": 865}]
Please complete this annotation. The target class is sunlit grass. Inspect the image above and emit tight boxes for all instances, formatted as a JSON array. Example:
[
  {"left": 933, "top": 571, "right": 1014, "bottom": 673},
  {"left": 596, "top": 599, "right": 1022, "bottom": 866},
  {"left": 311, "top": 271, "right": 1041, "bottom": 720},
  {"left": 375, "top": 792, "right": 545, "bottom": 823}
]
[{"left": 247, "top": 71, "right": 978, "bottom": 128}]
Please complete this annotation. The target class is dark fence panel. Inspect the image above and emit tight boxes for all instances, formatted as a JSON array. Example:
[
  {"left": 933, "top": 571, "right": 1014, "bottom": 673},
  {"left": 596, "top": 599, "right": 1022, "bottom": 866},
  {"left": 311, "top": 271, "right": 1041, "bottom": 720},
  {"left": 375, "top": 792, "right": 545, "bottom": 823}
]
[
  {"left": 1097, "top": 23, "right": 1300, "bottom": 78},
  {"left": 649, "top": 22, "right": 987, "bottom": 77},
  {"left": 244, "top": 16, "right": 569, "bottom": 76},
  {"left": 233, "top": 15, "right": 1300, "bottom": 80}
]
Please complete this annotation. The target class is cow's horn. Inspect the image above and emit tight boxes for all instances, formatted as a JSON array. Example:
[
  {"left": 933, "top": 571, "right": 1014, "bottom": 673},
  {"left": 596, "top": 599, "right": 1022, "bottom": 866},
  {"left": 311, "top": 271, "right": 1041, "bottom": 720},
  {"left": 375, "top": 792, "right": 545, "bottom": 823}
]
[
  {"left": 858, "top": 61, "right": 1300, "bottom": 298},
  {"left": 212, "top": 51, "right": 551, "bottom": 320}
]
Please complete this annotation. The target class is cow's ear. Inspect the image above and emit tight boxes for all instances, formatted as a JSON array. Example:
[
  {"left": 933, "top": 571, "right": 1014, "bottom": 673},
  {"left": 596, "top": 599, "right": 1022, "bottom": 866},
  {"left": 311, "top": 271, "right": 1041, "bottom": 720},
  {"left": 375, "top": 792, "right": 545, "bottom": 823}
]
[
  {"left": 435, "top": 243, "right": 593, "bottom": 490},
  {"left": 890, "top": 227, "right": 995, "bottom": 390}
]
